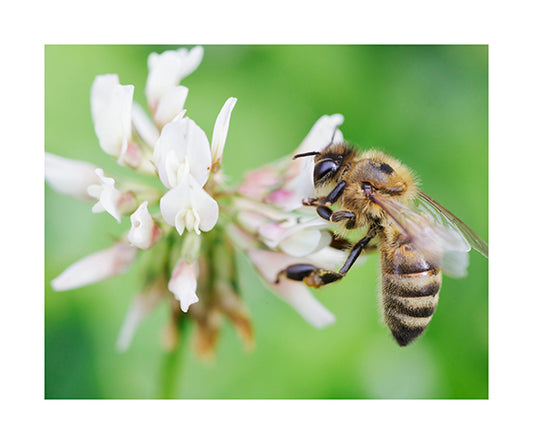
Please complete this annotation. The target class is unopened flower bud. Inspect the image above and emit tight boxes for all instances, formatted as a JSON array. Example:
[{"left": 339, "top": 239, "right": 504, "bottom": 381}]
[
  {"left": 168, "top": 259, "right": 199, "bottom": 312},
  {"left": 127, "top": 201, "right": 159, "bottom": 249}
]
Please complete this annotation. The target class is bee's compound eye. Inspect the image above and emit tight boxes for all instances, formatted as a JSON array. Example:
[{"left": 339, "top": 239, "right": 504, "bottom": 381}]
[{"left": 314, "top": 159, "right": 338, "bottom": 182}]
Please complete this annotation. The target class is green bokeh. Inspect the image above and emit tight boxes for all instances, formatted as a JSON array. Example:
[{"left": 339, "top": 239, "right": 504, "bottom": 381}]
[{"left": 45, "top": 45, "right": 488, "bottom": 399}]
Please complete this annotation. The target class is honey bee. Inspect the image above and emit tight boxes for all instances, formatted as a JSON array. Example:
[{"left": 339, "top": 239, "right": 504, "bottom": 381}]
[{"left": 276, "top": 142, "right": 488, "bottom": 346}]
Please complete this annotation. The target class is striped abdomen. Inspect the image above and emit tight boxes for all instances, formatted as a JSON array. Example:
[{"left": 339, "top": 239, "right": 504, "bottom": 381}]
[{"left": 380, "top": 234, "right": 442, "bottom": 346}]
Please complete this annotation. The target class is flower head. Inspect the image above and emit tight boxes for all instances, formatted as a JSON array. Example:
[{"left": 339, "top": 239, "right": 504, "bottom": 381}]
[
  {"left": 47, "top": 46, "right": 248, "bottom": 357},
  {"left": 47, "top": 46, "right": 348, "bottom": 362}
]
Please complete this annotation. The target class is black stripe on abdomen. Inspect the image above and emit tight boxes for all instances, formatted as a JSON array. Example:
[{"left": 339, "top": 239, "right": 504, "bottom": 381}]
[{"left": 381, "top": 239, "right": 442, "bottom": 347}]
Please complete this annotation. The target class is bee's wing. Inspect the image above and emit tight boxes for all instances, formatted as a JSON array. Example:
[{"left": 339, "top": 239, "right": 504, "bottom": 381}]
[
  {"left": 415, "top": 191, "right": 488, "bottom": 258},
  {"left": 370, "top": 191, "right": 482, "bottom": 278}
]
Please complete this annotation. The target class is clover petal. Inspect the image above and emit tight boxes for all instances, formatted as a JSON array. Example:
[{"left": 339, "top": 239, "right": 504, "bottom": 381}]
[
  {"left": 45, "top": 153, "right": 99, "bottom": 200},
  {"left": 91, "top": 74, "right": 134, "bottom": 162},
  {"left": 145, "top": 46, "right": 203, "bottom": 111},
  {"left": 51, "top": 243, "right": 137, "bottom": 291},
  {"left": 154, "top": 116, "right": 212, "bottom": 189},
  {"left": 211, "top": 97, "right": 237, "bottom": 166}
]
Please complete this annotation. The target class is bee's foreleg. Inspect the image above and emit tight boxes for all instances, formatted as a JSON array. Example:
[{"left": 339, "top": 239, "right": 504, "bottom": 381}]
[
  {"left": 303, "top": 181, "right": 346, "bottom": 207},
  {"left": 275, "top": 228, "right": 376, "bottom": 288}
]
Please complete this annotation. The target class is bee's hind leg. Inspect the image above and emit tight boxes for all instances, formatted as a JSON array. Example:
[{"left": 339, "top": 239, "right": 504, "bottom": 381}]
[
  {"left": 275, "top": 264, "right": 344, "bottom": 288},
  {"left": 275, "top": 227, "right": 376, "bottom": 288}
]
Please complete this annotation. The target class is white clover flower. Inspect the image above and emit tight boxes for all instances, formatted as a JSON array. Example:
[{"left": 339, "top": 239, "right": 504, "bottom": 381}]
[
  {"left": 90, "top": 74, "right": 134, "bottom": 163},
  {"left": 51, "top": 243, "right": 137, "bottom": 291},
  {"left": 87, "top": 168, "right": 127, "bottom": 222},
  {"left": 45, "top": 153, "right": 99, "bottom": 200},
  {"left": 168, "top": 259, "right": 199, "bottom": 312},
  {"left": 48, "top": 46, "right": 261, "bottom": 359},
  {"left": 160, "top": 174, "right": 219, "bottom": 235},
  {"left": 153, "top": 116, "right": 212, "bottom": 189},
  {"left": 145, "top": 46, "right": 204, "bottom": 112},
  {"left": 127, "top": 201, "right": 159, "bottom": 249},
  {"left": 49, "top": 46, "right": 355, "bottom": 361}
]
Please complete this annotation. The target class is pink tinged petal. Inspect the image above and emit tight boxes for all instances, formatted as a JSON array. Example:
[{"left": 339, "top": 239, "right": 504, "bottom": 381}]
[
  {"left": 145, "top": 46, "right": 204, "bottom": 111},
  {"left": 87, "top": 169, "right": 122, "bottom": 222},
  {"left": 154, "top": 85, "right": 189, "bottom": 128},
  {"left": 45, "top": 153, "right": 99, "bottom": 200},
  {"left": 131, "top": 102, "right": 160, "bottom": 149},
  {"left": 160, "top": 174, "right": 219, "bottom": 235},
  {"left": 258, "top": 222, "right": 288, "bottom": 248},
  {"left": 211, "top": 97, "right": 237, "bottom": 165},
  {"left": 248, "top": 250, "right": 335, "bottom": 328},
  {"left": 236, "top": 210, "right": 269, "bottom": 234},
  {"left": 244, "top": 166, "right": 279, "bottom": 187},
  {"left": 127, "top": 201, "right": 157, "bottom": 249},
  {"left": 90, "top": 74, "right": 134, "bottom": 161},
  {"left": 153, "top": 116, "right": 211, "bottom": 189},
  {"left": 168, "top": 260, "right": 199, "bottom": 312},
  {"left": 237, "top": 166, "right": 280, "bottom": 199},
  {"left": 265, "top": 187, "right": 298, "bottom": 208},
  {"left": 51, "top": 243, "right": 137, "bottom": 291},
  {"left": 116, "top": 282, "right": 164, "bottom": 352}
]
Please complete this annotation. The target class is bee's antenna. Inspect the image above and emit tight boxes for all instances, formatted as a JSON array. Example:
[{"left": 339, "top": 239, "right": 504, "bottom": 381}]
[
  {"left": 293, "top": 151, "right": 320, "bottom": 160},
  {"left": 292, "top": 127, "right": 340, "bottom": 160}
]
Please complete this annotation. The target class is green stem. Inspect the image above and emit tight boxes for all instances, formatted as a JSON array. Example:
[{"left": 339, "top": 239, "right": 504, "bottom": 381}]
[{"left": 159, "top": 321, "right": 189, "bottom": 399}]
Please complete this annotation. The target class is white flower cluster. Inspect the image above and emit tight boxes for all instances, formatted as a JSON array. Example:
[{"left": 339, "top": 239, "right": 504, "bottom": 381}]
[
  {"left": 46, "top": 46, "right": 352, "bottom": 358},
  {"left": 46, "top": 47, "right": 240, "bottom": 354}
]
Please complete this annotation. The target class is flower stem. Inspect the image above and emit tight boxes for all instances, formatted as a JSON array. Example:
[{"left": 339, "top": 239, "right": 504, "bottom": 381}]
[{"left": 159, "top": 320, "right": 189, "bottom": 399}]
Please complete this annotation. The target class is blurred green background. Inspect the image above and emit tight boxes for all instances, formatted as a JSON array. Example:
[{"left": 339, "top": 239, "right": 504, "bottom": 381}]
[{"left": 45, "top": 45, "right": 488, "bottom": 399}]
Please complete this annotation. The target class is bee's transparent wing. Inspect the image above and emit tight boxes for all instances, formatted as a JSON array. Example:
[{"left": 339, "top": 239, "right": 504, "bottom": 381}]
[
  {"left": 415, "top": 191, "right": 488, "bottom": 258},
  {"left": 370, "top": 191, "right": 481, "bottom": 278}
]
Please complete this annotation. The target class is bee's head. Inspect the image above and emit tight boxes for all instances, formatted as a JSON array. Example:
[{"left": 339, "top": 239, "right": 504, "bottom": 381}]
[{"left": 294, "top": 143, "right": 355, "bottom": 187}]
